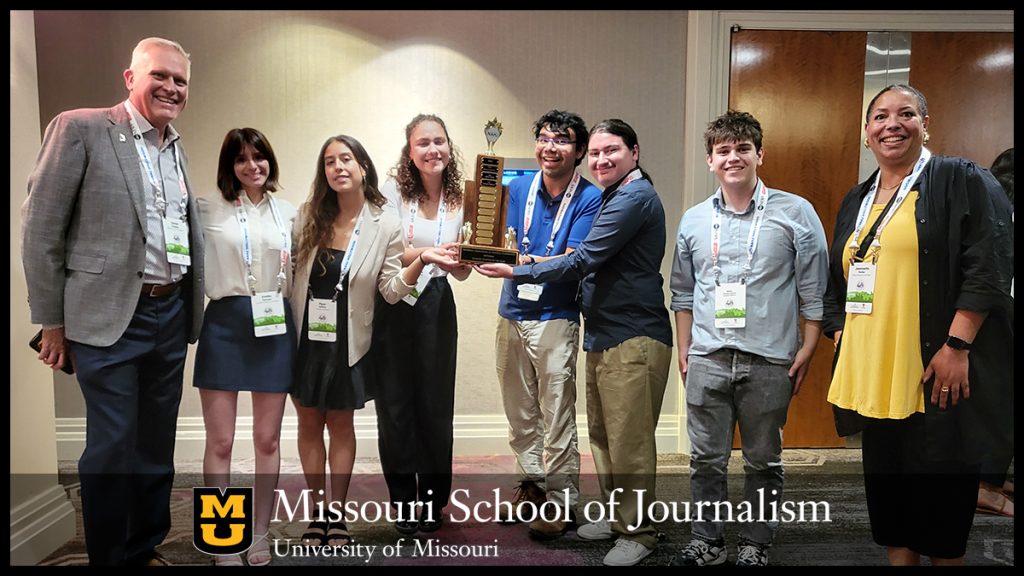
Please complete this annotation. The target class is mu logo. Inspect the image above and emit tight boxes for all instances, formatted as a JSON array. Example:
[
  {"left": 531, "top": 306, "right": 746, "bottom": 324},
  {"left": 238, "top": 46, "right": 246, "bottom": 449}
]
[{"left": 193, "top": 487, "right": 253, "bottom": 555}]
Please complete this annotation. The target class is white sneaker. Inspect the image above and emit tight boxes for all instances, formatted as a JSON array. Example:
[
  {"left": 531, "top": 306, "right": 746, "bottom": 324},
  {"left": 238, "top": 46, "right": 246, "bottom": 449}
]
[
  {"left": 669, "top": 538, "right": 727, "bottom": 566},
  {"left": 603, "top": 539, "right": 654, "bottom": 566},
  {"left": 576, "top": 518, "right": 615, "bottom": 541},
  {"left": 735, "top": 540, "right": 769, "bottom": 566}
]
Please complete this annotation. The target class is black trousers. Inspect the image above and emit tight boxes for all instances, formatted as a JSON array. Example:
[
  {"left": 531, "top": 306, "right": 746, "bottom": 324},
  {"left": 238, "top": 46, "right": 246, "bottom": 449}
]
[{"left": 372, "top": 277, "right": 457, "bottom": 516}]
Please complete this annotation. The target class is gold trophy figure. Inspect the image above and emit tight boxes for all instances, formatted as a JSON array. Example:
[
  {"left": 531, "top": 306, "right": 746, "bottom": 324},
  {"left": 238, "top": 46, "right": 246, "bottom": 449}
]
[
  {"left": 484, "top": 118, "right": 503, "bottom": 156},
  {"left": 458, "top": 119, "right": 519, "bottom": 266}
]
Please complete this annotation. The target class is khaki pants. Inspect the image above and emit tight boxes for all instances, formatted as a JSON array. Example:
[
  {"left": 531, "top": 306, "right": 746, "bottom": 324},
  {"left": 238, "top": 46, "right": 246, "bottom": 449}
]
[
  {"left": 495, "top": 317, "right": 581, "bottom": 507},
  {"left": 586, "top": 336, "right": 671, "bottom": 549}
]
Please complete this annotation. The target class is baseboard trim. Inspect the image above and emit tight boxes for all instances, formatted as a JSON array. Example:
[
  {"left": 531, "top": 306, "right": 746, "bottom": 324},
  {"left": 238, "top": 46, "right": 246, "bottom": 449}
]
[
  {"left": 9, "top": 482, "right": 77, "bottom": 565},
  {"left": 56, "top": 415, "right": 682, "bottom": 460}
]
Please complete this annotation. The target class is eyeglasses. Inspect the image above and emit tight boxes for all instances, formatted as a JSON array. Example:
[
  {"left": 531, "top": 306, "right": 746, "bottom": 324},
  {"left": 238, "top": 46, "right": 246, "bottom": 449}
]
[{"left": 535, "top": 137, "right": 575, "bottom": 147}]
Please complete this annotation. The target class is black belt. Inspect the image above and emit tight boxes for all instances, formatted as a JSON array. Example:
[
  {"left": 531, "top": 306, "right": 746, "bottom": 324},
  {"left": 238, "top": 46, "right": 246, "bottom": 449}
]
[{"left": 141, "top": 280, "right": 182, "bottom": 298}]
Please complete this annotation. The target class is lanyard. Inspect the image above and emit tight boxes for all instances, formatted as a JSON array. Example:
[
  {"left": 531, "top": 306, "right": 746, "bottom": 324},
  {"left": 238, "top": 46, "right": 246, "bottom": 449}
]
[
  {"left": 619, "top": 168, "right": 643, "bottom": 190},
  {"left": 710, "top": 179, "right": 769, "bottom": 285},
  {"left": 595, "top": 168, "right": 643, "bottom": 222},
  {"left": 124, "top": 102, "right": 188, "bottom": 220},
  {"left": 234, "top": 194, "right": 291, "bottom": 295},
  {"left": 522, "top": 170, "right": 581, "bottom": 256},
  {"left": 331, "top": 208, "right": 365, "bottom": 299},
  {"left": 849, "top": 147, "right": 931, "bottom": 260},
  {"left": 406, "top": 194, "right": 448, "bottom": 248}
]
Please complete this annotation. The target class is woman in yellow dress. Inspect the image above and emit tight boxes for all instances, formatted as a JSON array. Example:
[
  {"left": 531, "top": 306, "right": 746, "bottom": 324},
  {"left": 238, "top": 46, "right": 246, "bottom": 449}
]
[{"left": 824, "top": 84, "right": 1013, "bottom": 566}]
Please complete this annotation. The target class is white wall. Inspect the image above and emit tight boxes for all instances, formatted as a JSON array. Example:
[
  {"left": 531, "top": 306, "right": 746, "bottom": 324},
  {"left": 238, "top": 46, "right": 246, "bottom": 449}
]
[{"left": 9, "top": 10, "right": 77, "bottom": 565}]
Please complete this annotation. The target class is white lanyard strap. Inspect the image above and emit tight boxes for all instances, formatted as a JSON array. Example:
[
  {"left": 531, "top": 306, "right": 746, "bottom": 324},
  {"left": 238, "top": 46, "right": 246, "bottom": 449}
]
[
  {"left": 234, "top": 198, "right": 257, "bottom": 294},
  {"left": 619, "top": 168, "right": 643, "bottom": 190},
  {"left": 849, "top": 147, "right": 931, "bottom": 258},
  {"left": 406, "top": 195, "right": 448, "bottom": 247},
  {"left": 125, "top": 102, "right": 188, "bottom": 220},
  {"left": 710, "top": 179, "right": 769, "bottom": 284},
  {"left": 266, "top": 195, "right": 291, "bottom": 292},
  {"left": 235, "top": 195, "right": 291, "bottom": 295},
  {"left": 522, "top": 170, "right": 581, "bottom": 255},
  {"left": 332, "top": 210, "right": 365, "bottom": 299}
]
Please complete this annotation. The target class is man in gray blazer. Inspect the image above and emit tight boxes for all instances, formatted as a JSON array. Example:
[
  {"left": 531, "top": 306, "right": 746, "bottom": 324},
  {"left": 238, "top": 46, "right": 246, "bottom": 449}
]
[{"left": 22, "top": 37, "right": 204, "bottom": 566}]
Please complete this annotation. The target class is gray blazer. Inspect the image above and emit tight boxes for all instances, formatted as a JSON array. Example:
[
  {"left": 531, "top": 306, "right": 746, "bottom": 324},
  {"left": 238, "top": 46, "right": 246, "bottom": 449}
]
[
  {"left": 22, "top": 104, "right": 205, "bottom": 347},
  {"left": 291, "top": 201, "right": 413, "bottom": 366}
]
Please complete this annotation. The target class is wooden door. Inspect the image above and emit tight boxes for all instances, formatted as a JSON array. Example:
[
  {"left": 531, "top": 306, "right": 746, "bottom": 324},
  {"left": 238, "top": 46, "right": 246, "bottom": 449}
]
[
  {"left": 727, "top": 29, "right": 1013, "bottom": 447},
  {"left": 909, "top": 32, "right": 1015, "bottom": 166},
  {"left": 729, "top": 30, "right": 865, "bottom": 447}
]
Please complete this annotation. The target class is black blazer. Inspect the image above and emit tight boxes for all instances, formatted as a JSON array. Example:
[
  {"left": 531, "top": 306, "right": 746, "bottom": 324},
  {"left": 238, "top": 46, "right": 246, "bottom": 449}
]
[{"left": 824, "top": 155, "right": 1014, "bottom": 464}]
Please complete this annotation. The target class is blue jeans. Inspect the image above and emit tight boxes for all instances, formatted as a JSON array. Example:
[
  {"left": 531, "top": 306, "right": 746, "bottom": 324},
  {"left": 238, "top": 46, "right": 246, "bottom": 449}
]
[{"left": 685, "top": 348, "right": 793, "bottom": 545}]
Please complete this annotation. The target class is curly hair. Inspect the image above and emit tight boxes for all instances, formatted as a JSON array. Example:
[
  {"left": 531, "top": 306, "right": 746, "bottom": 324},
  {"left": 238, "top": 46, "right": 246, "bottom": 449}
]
[
  {"left": 389, "top": 114, "right": 464, "bottom": 209},
  {"left": 296, "top": 135, "right": 384, "bottom": 269}
]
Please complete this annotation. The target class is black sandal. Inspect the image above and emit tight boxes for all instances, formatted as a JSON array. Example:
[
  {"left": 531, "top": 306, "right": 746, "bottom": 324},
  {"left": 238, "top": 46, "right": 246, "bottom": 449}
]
[
  {"left": 301, "top": 520, "right": 329, "bottom": 545},
  {"left": 326, "top": 521, "right": 352, "bottom": 547}
]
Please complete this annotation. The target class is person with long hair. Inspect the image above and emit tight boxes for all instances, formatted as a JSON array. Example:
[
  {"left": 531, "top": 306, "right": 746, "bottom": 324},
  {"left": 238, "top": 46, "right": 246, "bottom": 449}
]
[
  {"left": 824, "top": 85, "right": 1014, "bottom": 565},
  {"left": 194, "top": 128, "right": 295, "bottom": 566},
  {"left": 290, "top": 134, "right": 456, "bottom": 547},
  {"left": 477, "top": 119, "right": 673, "bottom": 566},
  {"left": 372, "top": 114, "right": 469, "bottom": 534}
]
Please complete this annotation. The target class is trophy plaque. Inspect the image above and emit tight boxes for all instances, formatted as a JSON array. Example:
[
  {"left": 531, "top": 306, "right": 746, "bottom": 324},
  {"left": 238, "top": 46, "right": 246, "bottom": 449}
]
[{"left": 459, "top": 119, "right": 519, "bottom": 266}]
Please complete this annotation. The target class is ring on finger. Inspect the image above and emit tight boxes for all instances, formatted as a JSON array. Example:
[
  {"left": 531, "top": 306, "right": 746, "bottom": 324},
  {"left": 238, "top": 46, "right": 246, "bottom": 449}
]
[{"left": 940, "top": 387, "right": 950, "bottom": 392}]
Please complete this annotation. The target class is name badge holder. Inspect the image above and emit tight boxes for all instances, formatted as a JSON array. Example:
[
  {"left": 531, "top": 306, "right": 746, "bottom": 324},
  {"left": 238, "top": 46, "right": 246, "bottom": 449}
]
[
  {"left": 844, "top": 148, "right": 931, "bottom": 316},
  {"left": 714, "top": 282, "right": 747, "bottom": 328},
  {"left": 845, "top": 261, "right": 877, "bottom": 314},
  {"left": 517, "top": 283, "right": 544, "bottom": 302},
  {"left": 163, "top": 218, "right": 191, "bottom": 265},
  {"left": 307, "top": 299, "right": 338, "bottom": 342},
  {"left": 251, "top": 292, "right": 287, "bottom": 336},
  {"left": 126, "top": 102, "right": 191, "bottom": 267},
  {"left": 237, "top": 195, "right": 291, "bottom": 337},
  {"left": 709, "top": 179, "right": 768, "bottom": 330},
  {"left": 307, "top": 209, "right": 364, "bottom": 342}
]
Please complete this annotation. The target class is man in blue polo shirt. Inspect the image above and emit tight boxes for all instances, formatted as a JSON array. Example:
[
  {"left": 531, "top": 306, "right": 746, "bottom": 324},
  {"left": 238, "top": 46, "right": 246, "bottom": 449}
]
[
  {"left": 494, "top": 110, "right": 602, "bottom": 540},
  {"left": 480, "top": 118, "right": 674, "bottom": 566}
]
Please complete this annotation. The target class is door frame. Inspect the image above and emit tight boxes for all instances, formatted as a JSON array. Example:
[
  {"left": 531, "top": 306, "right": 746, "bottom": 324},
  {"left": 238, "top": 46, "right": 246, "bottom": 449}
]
[{"left": 676, "top": 9, "right": 1014, "bottom": 453}]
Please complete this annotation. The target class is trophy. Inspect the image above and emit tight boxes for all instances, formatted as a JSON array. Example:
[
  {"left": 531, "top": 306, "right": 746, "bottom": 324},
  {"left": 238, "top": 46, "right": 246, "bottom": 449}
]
[{"left": 458, "top": 118, "right": 519, "bottom": 266}]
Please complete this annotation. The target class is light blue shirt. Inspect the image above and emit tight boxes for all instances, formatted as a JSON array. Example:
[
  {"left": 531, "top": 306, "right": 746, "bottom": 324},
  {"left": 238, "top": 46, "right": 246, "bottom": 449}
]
[
  {"left": 125, "top": 100, "right": 186, "bottom": 284},
  {"left": 670, "top": 187, "right": 828, "bottom": 364}
]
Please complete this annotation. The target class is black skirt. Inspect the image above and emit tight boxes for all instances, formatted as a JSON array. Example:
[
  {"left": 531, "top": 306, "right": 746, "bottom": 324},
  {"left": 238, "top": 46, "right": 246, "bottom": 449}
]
[{"left": 291, "top": 248, "right": 375, "bottom": 411}]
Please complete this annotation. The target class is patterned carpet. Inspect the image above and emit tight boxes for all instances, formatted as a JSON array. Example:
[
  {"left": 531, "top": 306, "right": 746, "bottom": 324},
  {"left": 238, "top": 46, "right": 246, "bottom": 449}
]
[{"left": 40, "top": 451, "right": 1013, "bottom": 566}]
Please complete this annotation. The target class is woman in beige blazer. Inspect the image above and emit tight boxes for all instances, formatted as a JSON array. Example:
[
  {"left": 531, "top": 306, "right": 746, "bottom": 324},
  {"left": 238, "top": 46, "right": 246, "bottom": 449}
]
[{"left": 290, "top": 135, "right": 456, "bottom": 547}]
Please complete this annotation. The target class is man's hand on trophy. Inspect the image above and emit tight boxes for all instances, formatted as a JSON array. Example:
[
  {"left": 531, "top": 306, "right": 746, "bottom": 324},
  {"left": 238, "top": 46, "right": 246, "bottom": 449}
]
[{"left": 473, "top": 263, "right": 514, "bottom": 279}]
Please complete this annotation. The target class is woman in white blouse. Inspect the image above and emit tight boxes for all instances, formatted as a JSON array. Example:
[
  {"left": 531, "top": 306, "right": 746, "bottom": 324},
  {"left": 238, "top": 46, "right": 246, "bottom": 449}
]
[
  {"left": 373, "top": 114, "right": 471, "bottom": 534},
  {"left": 194, "top": 128, "right": 296, "bottom": 566}
]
